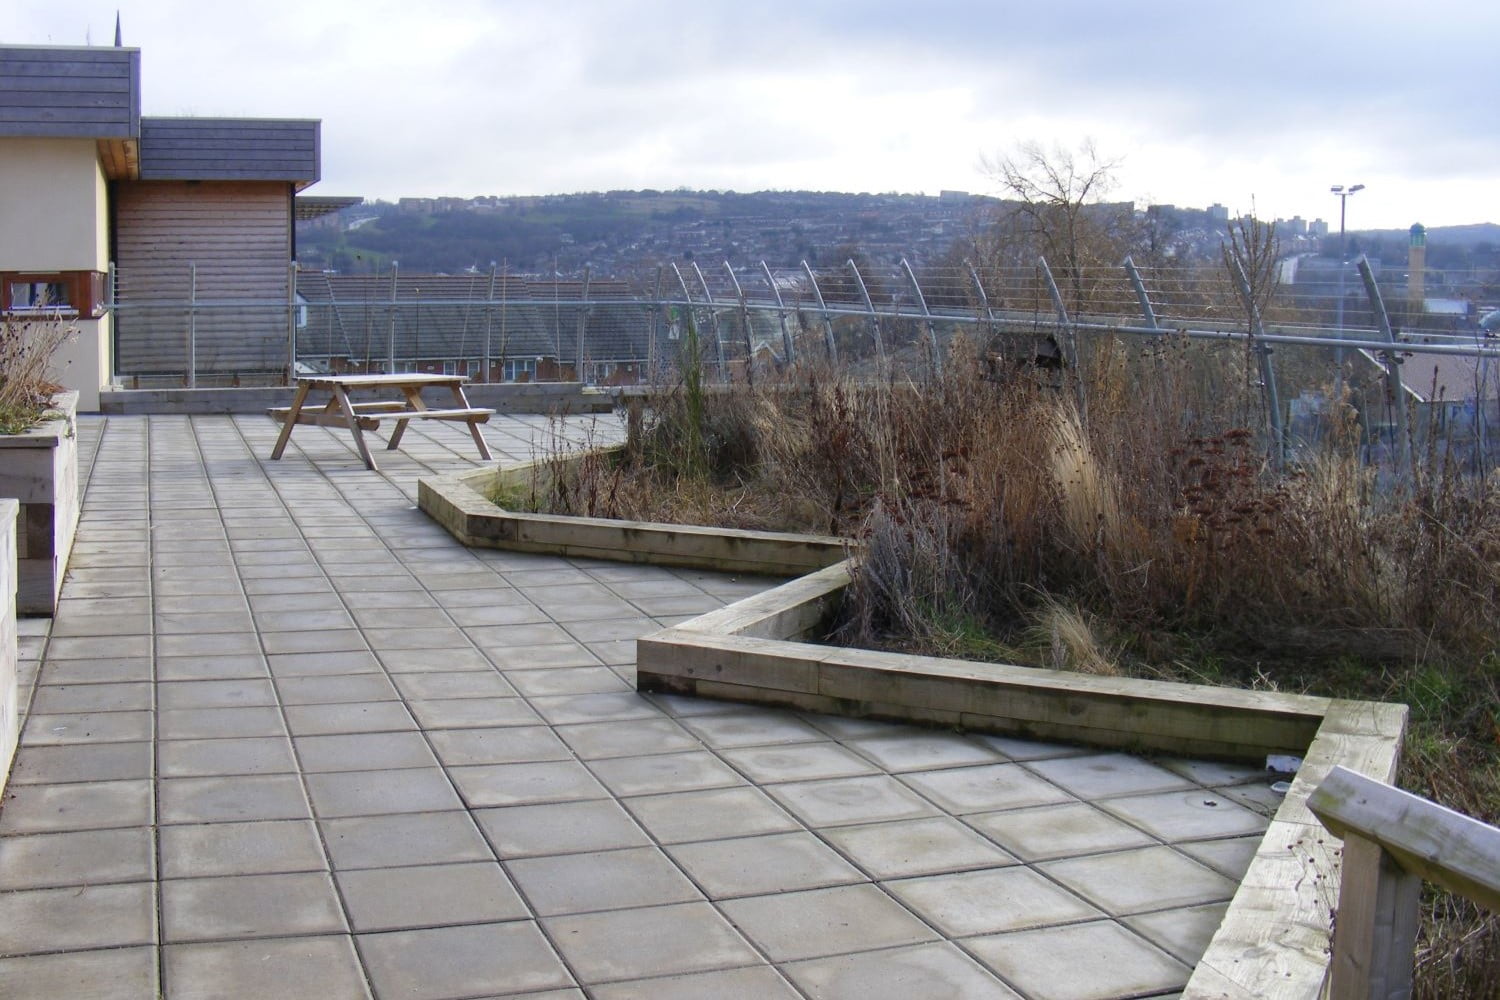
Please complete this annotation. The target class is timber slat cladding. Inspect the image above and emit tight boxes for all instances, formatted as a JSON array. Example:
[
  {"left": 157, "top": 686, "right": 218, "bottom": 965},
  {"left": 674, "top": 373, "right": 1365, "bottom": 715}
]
[{"left": 114, "top": 181, "right": 292, "bottom": 375}]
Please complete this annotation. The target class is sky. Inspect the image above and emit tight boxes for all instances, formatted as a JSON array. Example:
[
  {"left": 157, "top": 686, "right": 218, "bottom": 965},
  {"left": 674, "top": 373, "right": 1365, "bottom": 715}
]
[{"left": 13, "top": 1, "right": 1500, "bottom": 230}]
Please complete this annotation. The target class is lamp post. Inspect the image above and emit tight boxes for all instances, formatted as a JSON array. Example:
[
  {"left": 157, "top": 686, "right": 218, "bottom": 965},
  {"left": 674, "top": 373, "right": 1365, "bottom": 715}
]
[{"left": 1331, "top": 183, "right": 1365, "bottom": 386}]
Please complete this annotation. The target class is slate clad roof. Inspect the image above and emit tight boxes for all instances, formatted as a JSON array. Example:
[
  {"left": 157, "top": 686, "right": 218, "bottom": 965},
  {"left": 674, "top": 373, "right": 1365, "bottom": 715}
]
[
  {"left": 295, "top": 273, "right": 661, "bottom": 365},
  {"left": 139, "top": 117, "right": 319, "bottom": 186},
  {"left": 0, "top": 45, "right": 140, "bottom": 139}
]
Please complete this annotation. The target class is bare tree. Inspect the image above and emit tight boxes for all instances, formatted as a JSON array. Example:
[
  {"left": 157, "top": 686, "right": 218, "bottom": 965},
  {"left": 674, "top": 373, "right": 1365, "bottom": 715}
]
[
  {"left": 1220, "top": 204, "right": 1282, "bottom": 322},
  {"left": 980, "top": 140, "right": 1137, "bottom": 311}
]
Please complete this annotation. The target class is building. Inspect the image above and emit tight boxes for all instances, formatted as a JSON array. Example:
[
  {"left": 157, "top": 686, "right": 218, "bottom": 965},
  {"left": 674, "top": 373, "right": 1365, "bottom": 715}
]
[{"left": 0, "top": 42, "right": 325, "bottom": 407}]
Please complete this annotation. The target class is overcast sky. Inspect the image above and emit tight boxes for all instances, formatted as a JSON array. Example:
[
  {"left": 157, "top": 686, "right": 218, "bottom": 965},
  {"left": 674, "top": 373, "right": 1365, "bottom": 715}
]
[{"left": 14, "top": 1, "right": 1500, "bottom": 230}]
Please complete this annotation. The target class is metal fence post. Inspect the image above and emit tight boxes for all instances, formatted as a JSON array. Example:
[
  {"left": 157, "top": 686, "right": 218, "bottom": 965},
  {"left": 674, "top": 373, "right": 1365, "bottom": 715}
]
[
  {"left": 482, "top": 264, "right": 497, "bottom": 382},
  {"left": 186, "top": 262, "right": 197, "bottom": 388},
  {"left": 648, "top": 266, "right": 663, "bottom": 379},
  {"left": 575, "top": 266, "right": 592, "bottom": 383},
  {"left": 899, "top": 257, "right": 941, "bottom": 379},
  {"left": 690, "top": 261, "right": 726, "bottom": 382},
  {"left": 761, "top": 261, "right": 796, "bottom": 366},
  {"left": 1039, "top": 256, "right": 1087, "bottom": 418},
  {"left": 286, "top": 261, "right": 298, "bottom": 384},
  {"left": 1122, "top": 256, "right": 1161, "bottom": 331},
  {"left": 802, "top": 260, "right": 837, "bottom": 362},
  {"left": 725, "top": 262, "right": 753, "bottom": 360},
  {"left": 1228, "top": 255, "right": 1287, "bottom": 470},
  {"left": 1356, "top": 256, "right": 1414, "bottom": 479},
  {"left": 847, "top": 259, "right": 885, "bottom": 367},
  {"left": 966, "top": 260, "right": 995, "bottom": 333},
  {"left": 387, "top": 262, "right": 399, "bottom": 374}
]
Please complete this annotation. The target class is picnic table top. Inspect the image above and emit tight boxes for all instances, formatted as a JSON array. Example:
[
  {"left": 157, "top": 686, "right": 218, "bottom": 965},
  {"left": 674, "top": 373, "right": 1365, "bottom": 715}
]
[{"left": 294, "top": 373, "right": 472, "bottom": 389}]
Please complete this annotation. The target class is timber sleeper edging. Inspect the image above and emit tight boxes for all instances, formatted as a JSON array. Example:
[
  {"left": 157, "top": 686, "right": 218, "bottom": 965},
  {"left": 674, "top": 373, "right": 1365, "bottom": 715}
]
[{"left": 418, "top": 453, "right": 1410, "bottom": 999}]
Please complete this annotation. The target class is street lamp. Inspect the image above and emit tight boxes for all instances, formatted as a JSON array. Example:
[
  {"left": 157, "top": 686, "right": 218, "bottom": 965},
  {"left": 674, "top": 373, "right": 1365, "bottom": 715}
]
[{"left": 1331, "top": 183, "right": 1365, "bottom": 384}]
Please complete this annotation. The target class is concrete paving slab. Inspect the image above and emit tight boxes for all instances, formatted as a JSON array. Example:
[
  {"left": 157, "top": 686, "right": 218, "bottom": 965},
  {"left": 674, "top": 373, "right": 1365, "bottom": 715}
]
[
  {"left": 0, "top": 883, "right": 157, "bottom": 955},
  {"left": 160, "top": 818, "right": 327, "bottom": 878},
  {"left": 296, "top": 731, "right": 441, "bottom": 772},
  {"left": 158, "top": 774, "right": 310, "bottom": 824},
  {"left": 541, "top": 901, "right": 760, "bottom": 985},
  {"left": 589, "top": 750, "right": 746, "bottom": 797},
  {"left": 819, "top": 816, "right": 1016, "bottom": 879},
  {"left": 6, "top": 741, "right": 154, "bottom": 784},
  {"left": 158, "top": 737, "right": 299, "bottom": 778},
  {"left": 0, "top": 779, "right": 153, "bottom": 834},
  {"left": 163, "top": 936, "right": 370, "bottom": 1000},
  {"left": 359, "top": 922, "right": 569, "bottom": 999},
  {"left": 784, "top": 942, "right": 1024, "bottom": 1000},
  {"left": 426, "top": 725, "right": 571, "bottom": 766},
  {"left": 965, "top": 801, "right": 1157, "bottom": 863},
  {"left": 475, "top": 798, "right": 653, "bottom": 858},
  {"left": 719, "top": 884, "right": 939, "bottom": 962},
  {"left": 305, "top": 768, "right": 465, "bottom": 818},
  {"left": 666, "top": 831, "right": 866, "bottom": 897},
  {"left": 966, "top": 919, "right": 1190, "bottom": 1000},
  {"left": 0, "top": 827, "right": 155, "bottom": 889},
  {"left": 509, "top": 845, "right": 703, "bottom": 915},
  {"left": 161, "top": 871, "right": 347, "bottom": 941},
  {"left": 590, "top": 966, "right": 801, "bottom": 1000},
  {"left": 334, "top": 862, "right": 528, "bottom": 931},
  {"left": 0, "top": 947, "right": 159, "bottom": 999},
  {"left": 1039, "top": 845, "right": 1240, "bottom": 916},
  {"left": 886, "top": 865, "right": 1101, "bottom": 936},
  {"left": 768, "top": 774, "right": 940, "bottom": 828}
]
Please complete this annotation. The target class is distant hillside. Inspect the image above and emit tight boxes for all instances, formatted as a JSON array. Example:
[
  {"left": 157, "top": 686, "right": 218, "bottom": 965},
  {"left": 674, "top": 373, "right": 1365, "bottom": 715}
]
[
  {"left": 1360, "top": 223, "right": 1500, "bottom": 247},
  {"left": 295, "top": 189, "right": 991, "bottom": 277}
]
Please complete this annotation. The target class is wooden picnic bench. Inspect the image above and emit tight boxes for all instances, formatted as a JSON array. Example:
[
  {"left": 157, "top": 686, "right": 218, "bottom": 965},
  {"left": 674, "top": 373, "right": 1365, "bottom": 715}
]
[{"left": 268, "top": 373, "right": 494, "bottom": 471}]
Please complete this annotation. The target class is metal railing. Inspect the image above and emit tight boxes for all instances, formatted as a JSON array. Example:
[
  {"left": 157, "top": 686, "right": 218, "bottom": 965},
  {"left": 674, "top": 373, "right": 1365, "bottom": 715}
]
[{"left": 105, "top": 252, "right": 1500, "bottom": 472}]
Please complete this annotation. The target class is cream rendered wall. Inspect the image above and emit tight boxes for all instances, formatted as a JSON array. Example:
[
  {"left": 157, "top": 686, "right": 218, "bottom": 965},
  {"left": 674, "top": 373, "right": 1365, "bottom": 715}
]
[{"left": 0, "top": 138, "right": 112, "bottom": 410}]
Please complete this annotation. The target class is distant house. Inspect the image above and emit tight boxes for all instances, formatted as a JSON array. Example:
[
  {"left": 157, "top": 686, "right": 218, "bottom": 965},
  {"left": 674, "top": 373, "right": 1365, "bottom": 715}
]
[{"left": 0, "top": 43, "right": 327, "bottom": 407}]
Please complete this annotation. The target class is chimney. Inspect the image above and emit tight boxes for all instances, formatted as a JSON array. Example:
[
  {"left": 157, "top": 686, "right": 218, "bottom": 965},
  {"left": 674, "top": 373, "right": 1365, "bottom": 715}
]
[{"left": 1408, "top": 223, "right": 1426, "bottom": 313}]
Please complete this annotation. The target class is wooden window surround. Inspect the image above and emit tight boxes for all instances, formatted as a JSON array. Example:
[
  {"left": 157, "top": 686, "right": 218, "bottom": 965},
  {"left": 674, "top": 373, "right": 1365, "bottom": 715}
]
[{"left": 0, "top": 271, "right": 106, "bottom": 319}]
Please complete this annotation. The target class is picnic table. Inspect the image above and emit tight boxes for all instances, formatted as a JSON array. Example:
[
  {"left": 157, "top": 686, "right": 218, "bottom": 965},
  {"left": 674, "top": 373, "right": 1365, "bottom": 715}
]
[{"left": 268, "top": 373, "right": 494, "bottom": 471}]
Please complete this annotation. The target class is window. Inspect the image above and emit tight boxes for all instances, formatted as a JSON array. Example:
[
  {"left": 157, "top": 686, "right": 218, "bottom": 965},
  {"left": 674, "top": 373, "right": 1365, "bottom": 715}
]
[
  {"left": 0, "top": 271, "right": 105, "bottom": 318},
  {"left": 8, "top": 280, "right": 68, "bottom": 311},
  {"left": 502, "top": 358, "right": 537, "bottom": 382}
]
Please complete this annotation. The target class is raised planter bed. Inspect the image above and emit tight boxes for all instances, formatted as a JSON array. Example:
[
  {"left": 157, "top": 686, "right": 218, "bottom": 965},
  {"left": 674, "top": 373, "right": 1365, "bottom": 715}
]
[
  {"left": 418, "top": 455, "right": 847, "bottom": 576},
  {"left": 0, "top": 391, "right": 80, "bottom": 615},
  {"left": 419, "top": 458, "right": 1409, "bottom": 998}
]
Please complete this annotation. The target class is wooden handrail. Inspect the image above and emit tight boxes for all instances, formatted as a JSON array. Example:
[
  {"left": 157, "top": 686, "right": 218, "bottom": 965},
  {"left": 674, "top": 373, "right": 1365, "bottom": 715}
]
[{"left": 1308, "top": 765, "right": 1500, "bottom": 999}]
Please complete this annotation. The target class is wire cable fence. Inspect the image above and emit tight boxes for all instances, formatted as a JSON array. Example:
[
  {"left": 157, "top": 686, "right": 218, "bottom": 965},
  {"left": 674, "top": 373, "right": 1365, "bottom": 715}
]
[{"left": 106, "top": 252, "right": 1500, "bottom": 472}]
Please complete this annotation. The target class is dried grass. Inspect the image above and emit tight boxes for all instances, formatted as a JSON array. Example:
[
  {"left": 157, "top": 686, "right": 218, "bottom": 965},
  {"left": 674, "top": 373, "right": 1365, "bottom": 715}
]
[{"left": 0, "top": 314, "right": 75, "bottom": 434}]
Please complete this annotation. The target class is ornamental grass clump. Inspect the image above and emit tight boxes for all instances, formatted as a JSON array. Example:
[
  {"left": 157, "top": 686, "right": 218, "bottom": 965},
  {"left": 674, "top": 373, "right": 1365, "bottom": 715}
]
[{"left": 0, "top": 313, "right": 75, "bottom": 434}]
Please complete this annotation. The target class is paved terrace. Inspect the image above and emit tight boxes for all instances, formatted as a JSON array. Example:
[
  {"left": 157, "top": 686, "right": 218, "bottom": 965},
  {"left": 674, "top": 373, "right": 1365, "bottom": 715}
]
[{"left": 2, "top": 414, "right": 1282, "bottom": 999}]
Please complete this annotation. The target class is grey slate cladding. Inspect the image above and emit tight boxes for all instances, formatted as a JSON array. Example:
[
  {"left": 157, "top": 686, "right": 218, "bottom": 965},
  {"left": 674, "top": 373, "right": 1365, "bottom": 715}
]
[
  {"left": 139, "top": 118, "right": 319, "bottom": 183},
  {"left": 0, "top": 45, "right": 140, "bottom": 139}
]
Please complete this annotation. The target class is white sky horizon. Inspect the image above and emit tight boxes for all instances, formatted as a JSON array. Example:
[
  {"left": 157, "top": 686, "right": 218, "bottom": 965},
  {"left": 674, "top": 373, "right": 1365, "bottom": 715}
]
[{"left": 13, "top": 1, "right": 1499, "bottom": 232}]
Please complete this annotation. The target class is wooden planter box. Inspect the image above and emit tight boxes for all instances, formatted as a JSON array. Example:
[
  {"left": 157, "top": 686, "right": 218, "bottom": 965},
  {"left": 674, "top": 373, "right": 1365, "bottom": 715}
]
[{"left": 0, "top": 391, "right": 80, "bottom": 615}]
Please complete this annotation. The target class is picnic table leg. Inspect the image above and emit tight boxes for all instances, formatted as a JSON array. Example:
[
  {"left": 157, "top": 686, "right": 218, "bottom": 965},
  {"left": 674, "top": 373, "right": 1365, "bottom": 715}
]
[
  {"left": 269, "top": 381, "right": 312, "bottom": 460},
  {"left": 386, "top": 385, "right": 424, "bottom": 451},
  {"left": 451, "top": 383, "right": 493, "bottom": 460},
  {"left": 332, "top": 384, "right": 379, "bottom": 470}
]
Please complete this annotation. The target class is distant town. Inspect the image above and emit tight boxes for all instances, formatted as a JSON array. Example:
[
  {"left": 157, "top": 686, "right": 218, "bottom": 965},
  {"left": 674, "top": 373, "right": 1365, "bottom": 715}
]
[{"left": 294, "top": 188, "right": 1500, "bottom": 324}]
